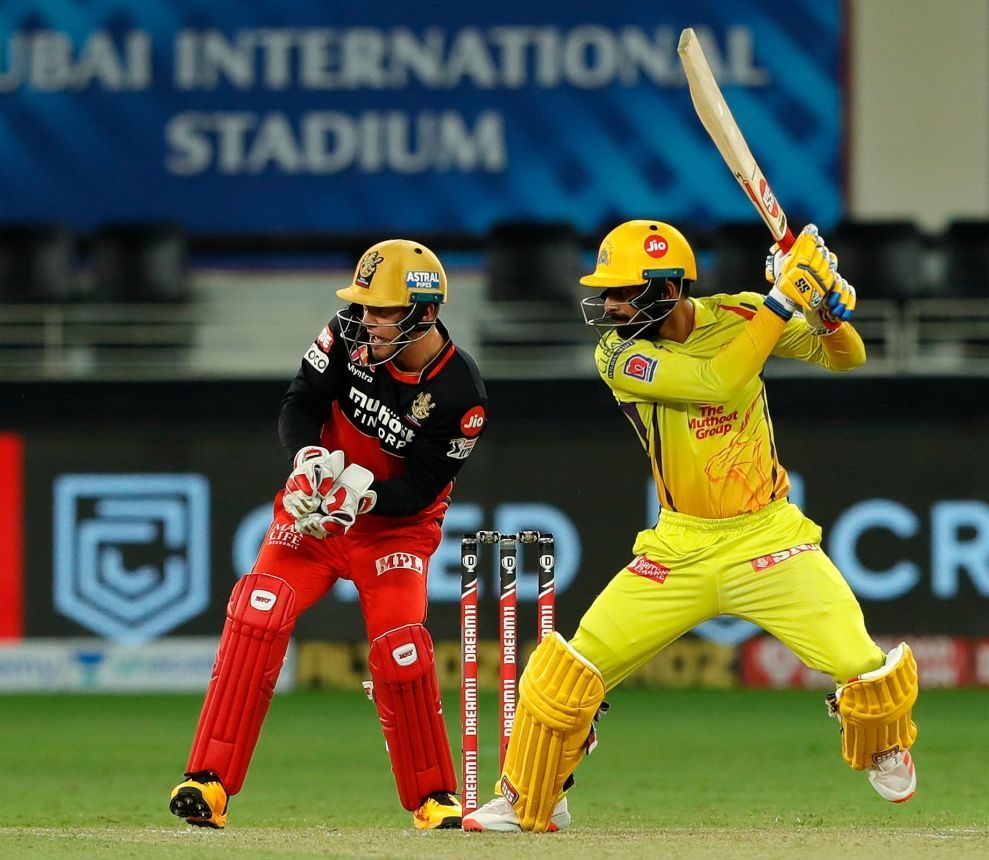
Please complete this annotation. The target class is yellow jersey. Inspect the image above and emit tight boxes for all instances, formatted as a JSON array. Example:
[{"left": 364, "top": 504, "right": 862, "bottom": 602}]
[{"left": 595, "top": 292, "right": 866, "bottom": 519}]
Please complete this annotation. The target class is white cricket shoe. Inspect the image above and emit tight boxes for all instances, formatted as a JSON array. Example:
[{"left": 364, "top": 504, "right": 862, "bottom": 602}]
[
  {"left": 868, "top": 748, "right": 916, "bottom": 803},
  {"left": 462, "top": 796, "right": 571, "bottom": 832}
]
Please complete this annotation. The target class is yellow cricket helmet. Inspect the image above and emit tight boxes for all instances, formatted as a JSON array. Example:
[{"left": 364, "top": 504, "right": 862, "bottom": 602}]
[
  {"left": 580, "top": 220, "right": 697, "bottom": 288},
  {"left": 336, "top": 239, "right": 447, "bottom": 308}
]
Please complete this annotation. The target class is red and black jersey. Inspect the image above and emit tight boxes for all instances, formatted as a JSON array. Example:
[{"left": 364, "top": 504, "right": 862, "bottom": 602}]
[{"left": 278, "top": 318, "right": 487, "bottom": 531}]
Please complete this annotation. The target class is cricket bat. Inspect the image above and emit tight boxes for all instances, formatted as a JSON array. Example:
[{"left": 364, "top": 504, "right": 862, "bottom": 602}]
[{"left": 678, "top": 27, "right": 795, "bottom": 252}]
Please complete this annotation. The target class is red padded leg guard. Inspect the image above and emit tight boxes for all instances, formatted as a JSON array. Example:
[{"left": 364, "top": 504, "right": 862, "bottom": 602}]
[
  {"left": 368, "top": 624, "right": 457, "bottom": 811},
  {"left": 187, "top": 573, "right": 296, "bottom": 795}
]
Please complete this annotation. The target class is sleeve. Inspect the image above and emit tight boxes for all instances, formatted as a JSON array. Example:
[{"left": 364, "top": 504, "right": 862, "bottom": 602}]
[
  {"left": 772, "top": 312, "right": 867, "bottom": 372},
  {"left": 277, "top": 321, "right": 347, "bottom": 461},
  {"left": 371, "top": 399, "right": 487, "bottom": 517},
  {"left": 598, "top": 303, "right": 787, "bottom": 405}
]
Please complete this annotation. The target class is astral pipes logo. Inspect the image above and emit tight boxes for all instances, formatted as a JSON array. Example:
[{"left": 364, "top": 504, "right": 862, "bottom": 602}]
[{"left": 53, "top": 474, "right": 210, "bottom": 643}]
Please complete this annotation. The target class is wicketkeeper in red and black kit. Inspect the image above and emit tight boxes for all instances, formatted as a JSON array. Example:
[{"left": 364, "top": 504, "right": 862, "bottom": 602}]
[{"left": 169, "top": 239, "right": 486, "bottom": 831}]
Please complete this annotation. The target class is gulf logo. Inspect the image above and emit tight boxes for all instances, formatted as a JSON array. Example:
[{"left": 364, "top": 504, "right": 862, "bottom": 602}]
[
  {"left": 643, "top": 235, "right": 669, "bottom": 258},
  {"left": 623, "top": 353, "right": 657, "bottom": 383}
]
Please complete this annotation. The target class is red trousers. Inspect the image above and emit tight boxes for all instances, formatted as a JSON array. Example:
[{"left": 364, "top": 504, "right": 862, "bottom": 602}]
[{"left": 253, "top": 492, "right": 443, "bottom": 638}]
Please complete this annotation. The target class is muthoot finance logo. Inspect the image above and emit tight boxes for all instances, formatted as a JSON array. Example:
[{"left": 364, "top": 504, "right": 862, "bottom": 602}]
[{"left": 53, "top": 474, "right": 210, "bottom": 643}]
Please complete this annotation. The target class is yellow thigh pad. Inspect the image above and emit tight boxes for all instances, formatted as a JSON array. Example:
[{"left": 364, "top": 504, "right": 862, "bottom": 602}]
[
  {"left": 501, "top": 632, "right": 605, "bottom": 832},
  {"left": 836, "top": 642, "right": 919, "bottom": 770}
]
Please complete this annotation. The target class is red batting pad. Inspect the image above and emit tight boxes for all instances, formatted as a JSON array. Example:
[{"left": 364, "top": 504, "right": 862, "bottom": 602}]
[
  {"left": 368, "top": 624, "right": 457, "bottom": 810},
  {"left": 187, "top": 573, "right": 297, "bottom": 794}
]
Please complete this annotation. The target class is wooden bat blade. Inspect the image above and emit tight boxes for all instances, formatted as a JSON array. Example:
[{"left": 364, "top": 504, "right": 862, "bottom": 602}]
[{"left": 678, "top": 28, "right": 793, "bottom": 250}]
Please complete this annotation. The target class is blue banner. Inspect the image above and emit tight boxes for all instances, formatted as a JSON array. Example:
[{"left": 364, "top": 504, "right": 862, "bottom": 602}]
[{"left": 0, "top": 1, "right": 843, "bottom": 233}]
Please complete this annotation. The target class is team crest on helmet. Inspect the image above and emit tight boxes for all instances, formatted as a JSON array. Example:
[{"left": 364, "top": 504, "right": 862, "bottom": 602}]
[
  {"left": 597, "top": 242, "right": 612, "bottom": 265},
  {"left": 410, "top": 391, "right": 436, "bottom": 421},
  {"left": 355, "top": 250, "right": 385, "bottom": 288}
]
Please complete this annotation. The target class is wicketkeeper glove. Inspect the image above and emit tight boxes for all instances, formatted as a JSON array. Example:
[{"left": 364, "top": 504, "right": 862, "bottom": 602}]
[
  {"left": 282, "top": 446, "right": 345, "bottom": 519},
  {"left": 294, "top": 463, "right": 377, "bottom": 539}
]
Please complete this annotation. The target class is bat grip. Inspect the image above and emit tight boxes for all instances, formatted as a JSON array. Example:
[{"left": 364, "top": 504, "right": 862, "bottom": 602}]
[{"left": 778, "top": 228, "right": 796, "bottom": 253}]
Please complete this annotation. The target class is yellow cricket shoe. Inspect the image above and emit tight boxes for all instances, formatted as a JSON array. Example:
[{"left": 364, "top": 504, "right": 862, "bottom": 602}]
[
  {"left": 169, "top": 770, "right": 229, "bottom": 828},
  {"left": 412, "top": 790, "right": 462, "bottom": 830}
]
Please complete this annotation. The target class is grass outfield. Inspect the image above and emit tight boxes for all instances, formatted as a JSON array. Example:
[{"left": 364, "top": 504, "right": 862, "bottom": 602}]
[{"left": 0, "top": 688, "right": 986, "bottom": 858}]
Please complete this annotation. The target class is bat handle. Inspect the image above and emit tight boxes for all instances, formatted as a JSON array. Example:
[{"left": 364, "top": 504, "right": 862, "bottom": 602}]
[{"left": 777, "top": 227, "right": 796, "bottom": 254}]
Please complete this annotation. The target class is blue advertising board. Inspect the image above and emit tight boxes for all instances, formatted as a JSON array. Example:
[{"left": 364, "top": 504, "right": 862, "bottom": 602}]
[{"left": 0, "top": 1, "right": 843, "bottom": 233}]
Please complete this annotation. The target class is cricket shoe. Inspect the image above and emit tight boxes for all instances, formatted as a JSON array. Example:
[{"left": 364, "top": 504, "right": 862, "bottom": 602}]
[
  {"left": 169, "top": 770, "right": 229, "bottom": 828},
  {"left": 412, "top": 790, "right": 462, "bottom": 830},
  {"left": 462, "top": 796, "right": 571, "bottom": 832},
  {"left": 868, "top": 748, "right": 916, "bottom": 803}
]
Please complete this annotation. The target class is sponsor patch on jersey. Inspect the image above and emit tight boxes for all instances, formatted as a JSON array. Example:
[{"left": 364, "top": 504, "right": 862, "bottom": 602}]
[
  {"left": 622, "top": 353, "right": 657, "bottom": 382},
  {"left": 348, "top": 362, "right": 374, "bottom": 383},
  {"left": 447, "top": 437, "right": 477, "bottom": 460},
  {"left": 605, "top": 338, "right": 636, "bottom": 378},
  {"left": 750, "top": 543, "right": 820, "bottom": 571},
  {"left": 627, "top": 555, "right": 670, "bottom": 583},
  {"left": 375, "top": 552, "right": 425, "bottom": 577},
  {"left": 411, "top": 391, "right": 435, "bottom": 421},
  {"left": 315, "top": 325, "right": 334, "bottom": 353},
  {"left": 304, "top": 344, "right": 329, "bottom": 373},
  {"left": 355, "top": 250, "right": 384, "bottom": 288},
  {"left": 460, "top": 405, "right": 486, "bottom": 437},
  {"left": 350, "top": 345, "right": 370, "bottom": 366}
]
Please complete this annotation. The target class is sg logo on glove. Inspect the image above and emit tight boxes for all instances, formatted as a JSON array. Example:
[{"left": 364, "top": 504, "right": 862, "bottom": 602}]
[{"left": 53, "top": 474, "right": 210, "bottom": 643}]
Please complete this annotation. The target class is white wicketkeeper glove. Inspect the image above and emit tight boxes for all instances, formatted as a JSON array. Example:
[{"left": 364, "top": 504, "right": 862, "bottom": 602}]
[
  {"left": 294, "top": 463, "right": 377, "bottom": 539},
  {"left": 282, "top": 446, "right": 345, "bottom": 520}
]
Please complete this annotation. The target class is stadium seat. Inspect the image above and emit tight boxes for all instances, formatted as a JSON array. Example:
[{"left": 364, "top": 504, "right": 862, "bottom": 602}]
[
  {"left": 485, "top": 221, "right": 581, "bottom": 303},
  {"left": 706, "top": 221, "right": 771, "bottom": 295},
  {"left": 0, "top": 224, "right": 77, "bottom": 302},
  {"left": 941, "top": 219, "right": 989, "bottom": 298},
  {"left": 92, "top": 223, "right": 190, "bottom": 303},
  {"left": 828, "top": 220, "right": 929, "bottom": 301}
]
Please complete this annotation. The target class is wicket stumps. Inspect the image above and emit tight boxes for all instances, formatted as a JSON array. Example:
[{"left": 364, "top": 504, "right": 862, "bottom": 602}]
[{"left": 459, "top": 530, "right": 556, "bottom": 817}]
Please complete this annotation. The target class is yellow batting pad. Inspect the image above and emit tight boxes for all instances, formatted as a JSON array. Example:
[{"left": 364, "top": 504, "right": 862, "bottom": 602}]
[
  {"left": 837, "top": 642, "right": 919, "bottom": 770},
  {"left": 501, "top": 632, "right": 605, "bottom": 832}
]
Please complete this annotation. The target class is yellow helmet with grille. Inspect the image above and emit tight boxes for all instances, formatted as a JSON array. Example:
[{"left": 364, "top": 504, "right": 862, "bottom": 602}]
[
  {"left": 336, "top": 239, "right": 447, "bottom": 307},
  {"left": 580, "top": 220, "right": 697, "bottom": 288}
]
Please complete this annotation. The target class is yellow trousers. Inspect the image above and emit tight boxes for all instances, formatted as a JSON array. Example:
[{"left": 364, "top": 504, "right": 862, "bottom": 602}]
[{"left": 570, "top": 500, "right": 884, "bottom": 690}]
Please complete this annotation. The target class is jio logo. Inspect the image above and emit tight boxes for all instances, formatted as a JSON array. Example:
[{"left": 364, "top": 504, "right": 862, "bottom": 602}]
[{"left": 643, "top": 236, "right": 669, "bottom": 258}]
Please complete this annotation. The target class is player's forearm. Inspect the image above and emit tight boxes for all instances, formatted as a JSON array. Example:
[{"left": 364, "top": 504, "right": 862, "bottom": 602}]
[
  {"left": 818, "top": 323, "right": 866, "bottom": 371},
  {"left": 370, "top": 475, "right": 446, "bottom": 516},
  {"left": 279, "top": 386, "right": 329, "bottom": 461}
]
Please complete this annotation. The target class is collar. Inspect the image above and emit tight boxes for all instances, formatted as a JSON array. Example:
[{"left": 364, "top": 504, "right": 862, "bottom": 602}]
[
  {"left": 690, "top": 297, "right": 717, "bottom": 329},
  {"left": 384, "top": 320, "right": 455, "bottom": 385}
]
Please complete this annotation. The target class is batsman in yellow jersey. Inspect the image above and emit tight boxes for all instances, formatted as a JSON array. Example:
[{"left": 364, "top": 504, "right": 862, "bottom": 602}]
[{"left": 463, "top": 221, "right": 919, "bottom": 832}]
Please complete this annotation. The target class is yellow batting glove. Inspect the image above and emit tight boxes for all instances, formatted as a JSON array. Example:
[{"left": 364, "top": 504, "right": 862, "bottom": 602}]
[
  {"left": 824, "top": 274, "right": 856, "bottom": 321},
  {"left": 765, "top": 225, "right": 836, "bottom": 320},
  {"left": 805, "top": 273, "right": 857, "bottom": 335},
  {"left": 764, "top": 243, "right": 783, "bottom": 284}
]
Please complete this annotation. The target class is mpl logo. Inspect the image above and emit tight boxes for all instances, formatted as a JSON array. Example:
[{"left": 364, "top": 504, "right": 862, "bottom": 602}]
[{"left": 53, "top": 474, "right": 210, "bottom": 643}]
